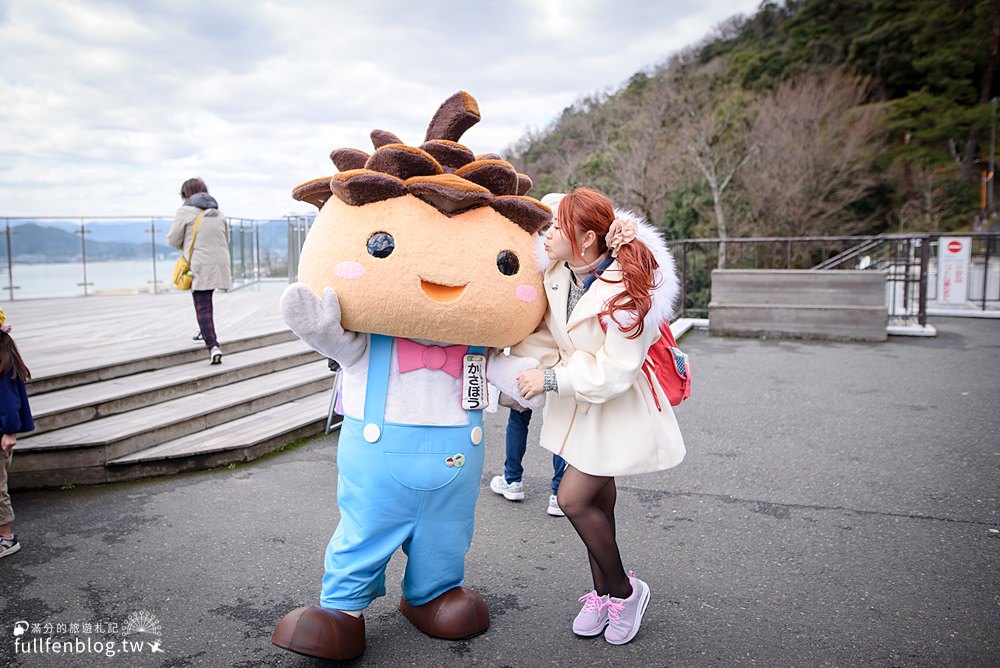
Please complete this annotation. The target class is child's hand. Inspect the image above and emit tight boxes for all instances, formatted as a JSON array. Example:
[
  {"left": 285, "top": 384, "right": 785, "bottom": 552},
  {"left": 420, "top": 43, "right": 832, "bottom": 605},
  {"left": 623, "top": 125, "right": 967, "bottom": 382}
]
[{"left": 1, "top": 434, "right": 15, "bottom": 454}]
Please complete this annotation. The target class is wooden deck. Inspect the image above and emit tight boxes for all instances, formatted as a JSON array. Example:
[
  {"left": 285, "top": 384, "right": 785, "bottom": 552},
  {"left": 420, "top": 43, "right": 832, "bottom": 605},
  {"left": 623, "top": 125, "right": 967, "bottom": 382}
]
[
  {"left": 3, "top": 285, "right": 342, "bottom": 490},
  {"left": 2, "top": 287, "right": 289, "bottom": 382}
]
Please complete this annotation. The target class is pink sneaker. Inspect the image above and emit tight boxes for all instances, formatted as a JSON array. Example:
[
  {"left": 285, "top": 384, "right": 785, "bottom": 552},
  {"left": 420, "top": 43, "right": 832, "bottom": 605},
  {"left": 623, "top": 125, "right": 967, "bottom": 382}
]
[
  {"left": 604, "top": 572, "right": 650, "bottom": 645},
  {"left": 572, "top": 590, "right": 609, "bottom": 637}
]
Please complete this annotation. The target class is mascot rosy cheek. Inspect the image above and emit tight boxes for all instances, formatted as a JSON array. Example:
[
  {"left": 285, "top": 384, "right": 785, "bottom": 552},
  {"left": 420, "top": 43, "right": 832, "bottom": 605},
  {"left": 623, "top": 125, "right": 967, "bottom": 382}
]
[{"left": 272, "top": 92, "right": 549, "bottom": 661}]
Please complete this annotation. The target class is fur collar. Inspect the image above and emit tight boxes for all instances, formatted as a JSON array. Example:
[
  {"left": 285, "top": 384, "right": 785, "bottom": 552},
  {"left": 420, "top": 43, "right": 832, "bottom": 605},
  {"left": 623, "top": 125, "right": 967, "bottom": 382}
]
[{"left": 599, "top": 209, "right": 680, "bottom": 330}]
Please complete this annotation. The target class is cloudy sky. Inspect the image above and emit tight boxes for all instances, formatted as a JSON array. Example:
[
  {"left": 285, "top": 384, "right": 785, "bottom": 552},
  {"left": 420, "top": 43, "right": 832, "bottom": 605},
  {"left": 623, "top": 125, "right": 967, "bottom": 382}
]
[{"left": 0, "top": 0, "right": 761, "bottom": 219}]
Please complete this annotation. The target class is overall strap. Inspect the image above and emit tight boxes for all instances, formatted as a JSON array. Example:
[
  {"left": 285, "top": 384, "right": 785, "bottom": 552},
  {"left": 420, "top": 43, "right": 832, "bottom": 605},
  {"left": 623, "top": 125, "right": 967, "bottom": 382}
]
[
  {"left": 362, "top": 337, "right": 485, "bottom": 444},
  {"left": 362, "top": 334, "right": 393, "bottom": 443}
]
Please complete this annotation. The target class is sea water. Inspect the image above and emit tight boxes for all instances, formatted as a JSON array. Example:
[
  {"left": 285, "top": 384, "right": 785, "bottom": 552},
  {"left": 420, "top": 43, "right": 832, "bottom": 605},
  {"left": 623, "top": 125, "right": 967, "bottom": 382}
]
[
  {"left": 0, "top": 260, "right": 285, "bottom": 299},
  {"left": 0, "top": 259, "right": 179, "bottom": 299}
]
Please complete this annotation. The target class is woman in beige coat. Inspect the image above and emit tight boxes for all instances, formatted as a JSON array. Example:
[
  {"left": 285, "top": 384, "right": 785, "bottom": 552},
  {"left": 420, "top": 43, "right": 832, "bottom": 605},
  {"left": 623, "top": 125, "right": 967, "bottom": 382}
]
[
  {"left": 514, "top": 188, "right": 684, "bottom": 646},
  {"left": 168, "top": 178, "right": 232, "bottom": 364}
]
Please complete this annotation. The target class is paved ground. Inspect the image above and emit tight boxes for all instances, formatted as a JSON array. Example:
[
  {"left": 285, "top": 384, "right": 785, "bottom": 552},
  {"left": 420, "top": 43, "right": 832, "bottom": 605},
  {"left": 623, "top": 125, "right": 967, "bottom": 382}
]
[{"left": 1, "top": 317, "right": 998, "bottom": 667}]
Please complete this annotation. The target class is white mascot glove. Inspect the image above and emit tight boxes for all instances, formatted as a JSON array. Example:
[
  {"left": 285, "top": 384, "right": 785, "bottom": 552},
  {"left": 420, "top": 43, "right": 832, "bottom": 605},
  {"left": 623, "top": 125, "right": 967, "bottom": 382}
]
[
  {"left": 487, "top": 352, "right": 545, "bottom": 411},
  {"left": 280, "top": 283, "right": 366, "bottom": 367}
]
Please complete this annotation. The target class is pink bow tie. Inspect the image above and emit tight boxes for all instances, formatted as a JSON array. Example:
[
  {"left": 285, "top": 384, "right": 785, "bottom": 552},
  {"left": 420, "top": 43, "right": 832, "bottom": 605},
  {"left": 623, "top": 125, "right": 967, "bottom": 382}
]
[{"left": 396, "top": 339, "right": 467, "bottom": 378}]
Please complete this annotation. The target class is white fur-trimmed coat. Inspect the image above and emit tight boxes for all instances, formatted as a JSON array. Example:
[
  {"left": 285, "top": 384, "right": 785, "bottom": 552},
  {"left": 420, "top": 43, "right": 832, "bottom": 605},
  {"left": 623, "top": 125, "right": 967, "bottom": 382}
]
[{"left": 511, "top": 213, "right": 685, "bottom": 476}]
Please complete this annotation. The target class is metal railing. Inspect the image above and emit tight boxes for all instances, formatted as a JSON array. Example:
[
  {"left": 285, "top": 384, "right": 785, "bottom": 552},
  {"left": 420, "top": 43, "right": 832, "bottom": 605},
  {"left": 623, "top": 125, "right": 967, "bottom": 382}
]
[
  {"left": 0, "top": 216, "right": 291, "bottom": 300},
  {"left": 673, "top": 234, "right": 1000, "bottom": 326},
  {"left": 8, "top": 216, "right": 996, "bottom": 329},
  {"left": 285, "top": 215, "right": 313, "bottom": 282}
]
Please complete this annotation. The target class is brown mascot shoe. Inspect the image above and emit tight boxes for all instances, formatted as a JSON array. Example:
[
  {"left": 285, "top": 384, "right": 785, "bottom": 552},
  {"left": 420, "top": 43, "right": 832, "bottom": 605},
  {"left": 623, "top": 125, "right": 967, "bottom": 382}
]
[
  {"left": 271, "top": 605, "right": 366, "bottom": 661},
  {"left": 399, "top": 586, "right": 490, "bottom": 640}
]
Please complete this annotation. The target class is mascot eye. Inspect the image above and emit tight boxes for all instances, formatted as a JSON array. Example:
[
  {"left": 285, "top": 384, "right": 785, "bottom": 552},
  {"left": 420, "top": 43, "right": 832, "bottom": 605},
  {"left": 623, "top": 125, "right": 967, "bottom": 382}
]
[
  {"left": 367, "top": 231, "right": 395, "bottom": 258},
  {"left": 496, "top": 250, "right": 520, "bottom": 276}
]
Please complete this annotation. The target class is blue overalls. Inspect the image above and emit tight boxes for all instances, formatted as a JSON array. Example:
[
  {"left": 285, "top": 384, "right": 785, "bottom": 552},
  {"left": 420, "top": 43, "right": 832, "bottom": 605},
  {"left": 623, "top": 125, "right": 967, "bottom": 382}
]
[{"left": 320, "top": 334, "right": 486, "bottom": 610}]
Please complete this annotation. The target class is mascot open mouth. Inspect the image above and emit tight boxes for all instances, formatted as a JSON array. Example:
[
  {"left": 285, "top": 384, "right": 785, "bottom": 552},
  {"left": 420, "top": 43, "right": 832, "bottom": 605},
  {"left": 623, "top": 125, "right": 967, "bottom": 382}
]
[{"left": 420, "top": 279, "right": 467, "bottom": 303}]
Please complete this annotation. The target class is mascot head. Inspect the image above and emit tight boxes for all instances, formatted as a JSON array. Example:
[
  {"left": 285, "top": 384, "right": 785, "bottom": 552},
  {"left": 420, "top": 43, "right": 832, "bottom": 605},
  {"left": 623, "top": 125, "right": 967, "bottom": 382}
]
[{"left": 292, "top": 92, "right": 549, "bottom": 348}]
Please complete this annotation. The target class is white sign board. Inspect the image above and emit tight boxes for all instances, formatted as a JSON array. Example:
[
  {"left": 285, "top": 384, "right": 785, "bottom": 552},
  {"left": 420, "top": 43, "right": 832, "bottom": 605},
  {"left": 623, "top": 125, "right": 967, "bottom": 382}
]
[{"left": 937, "top": 236, "right": 971, "bottom": 305}]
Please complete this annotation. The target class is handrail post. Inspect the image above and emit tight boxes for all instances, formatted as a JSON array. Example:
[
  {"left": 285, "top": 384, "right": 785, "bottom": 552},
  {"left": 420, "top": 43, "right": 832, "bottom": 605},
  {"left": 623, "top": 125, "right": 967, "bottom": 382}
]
[
  {"left": 918, "top": 235, "right": 930, "bottom": 327},
  {"left": 900, "top": 239, "right": 910, "bottom": 318},
  {"left": 242, "top": 221, "right": 249, "bottom": 284},
  {"left": 4, "top": 220, "right": 13, "bottom": 301},
  {"left": 149, "top": 217, "right": 159, "bottom": 294},
  {"left": 78, "top": 219, "right": 89, "bottom": 296},
  {"left": 680, "top": 241, "right": 687, "bottom": 319},
  {"left": 255, "top": 221, "right": 261, "bottom": 283},
  {"left": 227, "top": 218, "right": 235, "bottom": 286},
  {"left": 982, "top": 235, "right": 992, "bottom": 311}
]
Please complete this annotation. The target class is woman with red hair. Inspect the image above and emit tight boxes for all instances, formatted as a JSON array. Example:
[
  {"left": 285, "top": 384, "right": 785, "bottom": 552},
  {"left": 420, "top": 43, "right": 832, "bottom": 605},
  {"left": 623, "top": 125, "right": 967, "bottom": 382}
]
[{"left": 514, "top": 187, "right": 685, "bottom": 645}]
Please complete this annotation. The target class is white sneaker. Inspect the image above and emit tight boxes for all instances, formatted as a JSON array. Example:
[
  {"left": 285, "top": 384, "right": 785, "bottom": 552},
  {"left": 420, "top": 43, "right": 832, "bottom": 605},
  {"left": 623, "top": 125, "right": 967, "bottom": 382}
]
[
  {"left": 0, "top": 534, "right": 20, "bottom": 558},
  {"left": 210, "top": 346, "right": 222, "bottom": 365},
  {"left": 489, "top": 475, "right": 524, "bottom": 501},
  {"left": 547, "top": 494, "right": 565, "bottom": 517}
]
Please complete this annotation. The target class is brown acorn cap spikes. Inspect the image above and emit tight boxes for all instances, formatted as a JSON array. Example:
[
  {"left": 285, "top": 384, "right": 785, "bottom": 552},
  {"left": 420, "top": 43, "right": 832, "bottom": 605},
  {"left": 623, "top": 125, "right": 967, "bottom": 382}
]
[
  {"left": 330, "top": 148, "right": 370, "bottom": 172},
  {"left": 516, "top": 173, "right": 533, "bottom": 196},
  {"left": 425, "top": 91, "right": 481, "bottom": 143},
  {"left": 292, "top": 91, "right": 550, "bottom": 233},
  {"left": 292, "top": 176, "right": 336, "bottom": 208},
  {"left": 371, "top": 129, "right": 404, "bottom": 149}
]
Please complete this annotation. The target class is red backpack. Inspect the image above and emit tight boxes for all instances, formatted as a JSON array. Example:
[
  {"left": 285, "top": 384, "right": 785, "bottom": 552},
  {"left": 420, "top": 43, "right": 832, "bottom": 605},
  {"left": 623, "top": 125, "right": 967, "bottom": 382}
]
[
  {"left": 644, "top": 321, "right": 691, "bottom": 410},
  {"left": 600, "top": 319, "right": 691, "bottom": 411}
]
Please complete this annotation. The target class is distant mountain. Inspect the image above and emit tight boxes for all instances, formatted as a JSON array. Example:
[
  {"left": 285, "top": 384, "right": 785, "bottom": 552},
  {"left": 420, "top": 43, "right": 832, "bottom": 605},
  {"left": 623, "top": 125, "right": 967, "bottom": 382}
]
[
  {"left": 19, "top": 220, "right": 166, "bottom": 244},
  {"left": 6, "top": 223, "right": 176, "bottom": 262},
  {"left": 228, "top": 220, "right": 289, "bottom": 252},
  {"left": 3, "top": 219, "right": 295, "bottom": 262}
]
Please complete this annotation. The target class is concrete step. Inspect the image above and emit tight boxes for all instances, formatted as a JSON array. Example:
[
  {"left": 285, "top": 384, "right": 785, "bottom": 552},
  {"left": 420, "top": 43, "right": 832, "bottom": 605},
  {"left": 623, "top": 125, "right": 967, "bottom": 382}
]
[
  {"left": 709, "top": 269, "right": 889, "bottom": 341},
  {"left": 104, "top": 392, "right": 330, "bottom": 482},
  {"left": 9, "top": 362, "right": 335, "bottom": 489},
  {"left": 29, "top": 340, "right": 322, "bottom": 434},
  {"left": 708, "top": 304, "right": 889, "bottom": 341},
  {"left": 26, "top": 329, "right": 298, "bottom": 395},
  {"left": 710, "top": 269, "right": 887, "bottom": 306}
]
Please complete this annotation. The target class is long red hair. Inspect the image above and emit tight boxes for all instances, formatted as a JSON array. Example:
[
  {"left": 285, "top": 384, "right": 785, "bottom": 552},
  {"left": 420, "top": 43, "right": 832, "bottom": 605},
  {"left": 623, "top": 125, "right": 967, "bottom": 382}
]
[{"left": 558, "top": 188, "right": 659, "bottom": 338}]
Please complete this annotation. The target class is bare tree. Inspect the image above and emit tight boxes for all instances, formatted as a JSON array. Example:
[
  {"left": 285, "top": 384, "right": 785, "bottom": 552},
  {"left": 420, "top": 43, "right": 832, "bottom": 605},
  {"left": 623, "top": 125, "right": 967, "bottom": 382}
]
[
  {"left": 673, "top": 64, "right": 761, "bottom": 267},
  {"left": 893, "top": 163, "right": 956, "bottom": 232},
  {"left": 739, "top": 70, "right": 884, "bottom": 243},
  {"left": 505, "top": 93, "right": 615, "bottom": 195},
  {"left": 608, "top": 70, "right": 686, "bottom": 226}
]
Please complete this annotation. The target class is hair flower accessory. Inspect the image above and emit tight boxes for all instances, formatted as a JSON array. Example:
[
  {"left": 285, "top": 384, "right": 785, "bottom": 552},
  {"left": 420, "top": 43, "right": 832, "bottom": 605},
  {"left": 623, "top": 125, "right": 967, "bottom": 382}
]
[{"left": 605, "top": 217, "right": 637, "bottom": 258}]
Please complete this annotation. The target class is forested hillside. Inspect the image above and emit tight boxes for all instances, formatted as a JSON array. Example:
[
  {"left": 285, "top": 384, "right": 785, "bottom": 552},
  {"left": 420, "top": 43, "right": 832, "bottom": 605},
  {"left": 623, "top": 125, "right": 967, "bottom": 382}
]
[{"left": 506, "top": 0, "right": 999, "bottom": 247}]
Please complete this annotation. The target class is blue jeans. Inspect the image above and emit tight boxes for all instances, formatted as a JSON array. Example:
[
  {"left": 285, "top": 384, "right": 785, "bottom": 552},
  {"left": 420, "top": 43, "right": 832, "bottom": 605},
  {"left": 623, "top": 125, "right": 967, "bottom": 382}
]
[{"left": 503, "top": 408, "right": 566, "bottom": 494}]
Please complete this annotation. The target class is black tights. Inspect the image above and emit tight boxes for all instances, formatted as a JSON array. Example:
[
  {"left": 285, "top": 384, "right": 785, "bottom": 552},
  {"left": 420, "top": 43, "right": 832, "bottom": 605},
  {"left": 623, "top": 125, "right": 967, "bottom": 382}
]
[{"left": 557, "top": 465, "right": 631, "bottom": 599}]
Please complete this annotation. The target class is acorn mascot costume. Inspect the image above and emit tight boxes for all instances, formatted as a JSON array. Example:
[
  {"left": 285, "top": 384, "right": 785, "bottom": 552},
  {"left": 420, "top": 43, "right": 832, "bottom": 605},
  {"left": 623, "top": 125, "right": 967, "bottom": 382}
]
[{"left": 272, "top": 92, "right": 550, "bottom": 660}]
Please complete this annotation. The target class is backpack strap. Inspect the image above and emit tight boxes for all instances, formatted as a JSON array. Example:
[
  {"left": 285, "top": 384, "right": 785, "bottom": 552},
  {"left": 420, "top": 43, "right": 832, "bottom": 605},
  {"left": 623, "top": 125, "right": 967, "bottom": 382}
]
[
  {"left": 598, "top": 316, "right": 682, "bottom": 412},
  {"left": 184, "top": 211, "right": 205, "bottom": 263}
]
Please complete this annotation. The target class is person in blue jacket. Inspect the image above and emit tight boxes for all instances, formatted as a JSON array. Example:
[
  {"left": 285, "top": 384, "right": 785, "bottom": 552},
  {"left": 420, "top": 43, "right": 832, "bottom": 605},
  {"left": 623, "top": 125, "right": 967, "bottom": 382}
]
[{"left": 0, "top": 308, "right": 35, "bottom": 559}]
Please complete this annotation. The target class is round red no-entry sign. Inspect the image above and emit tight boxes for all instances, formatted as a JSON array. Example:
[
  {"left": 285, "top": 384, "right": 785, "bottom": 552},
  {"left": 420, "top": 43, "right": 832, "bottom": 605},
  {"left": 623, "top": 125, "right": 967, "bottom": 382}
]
[{"left": 947, "top": 240, "right": 963, "bottom": 253}]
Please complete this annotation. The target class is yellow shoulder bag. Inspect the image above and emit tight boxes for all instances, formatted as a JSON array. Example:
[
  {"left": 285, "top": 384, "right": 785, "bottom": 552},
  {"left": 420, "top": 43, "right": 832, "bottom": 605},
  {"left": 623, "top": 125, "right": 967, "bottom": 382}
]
[{"left": 172, "top": 211, "right": 205, "bottom": 291}]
